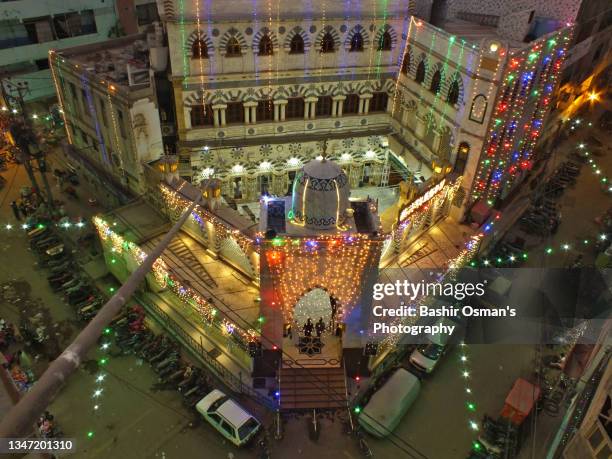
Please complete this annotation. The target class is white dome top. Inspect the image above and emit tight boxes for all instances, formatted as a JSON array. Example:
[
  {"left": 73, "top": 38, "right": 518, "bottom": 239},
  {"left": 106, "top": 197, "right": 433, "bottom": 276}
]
[{"left": 291, "top": 158, "right": 350, "bottom": 231}]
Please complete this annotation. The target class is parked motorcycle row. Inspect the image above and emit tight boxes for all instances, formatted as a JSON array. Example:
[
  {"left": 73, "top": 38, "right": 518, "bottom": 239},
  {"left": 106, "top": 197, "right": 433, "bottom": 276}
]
[
  {"left": 28, "top": 224, "right": 103, "bottom": 322},
  {"left": 110, "top": 307, "right": 214, "bottom": 410}
]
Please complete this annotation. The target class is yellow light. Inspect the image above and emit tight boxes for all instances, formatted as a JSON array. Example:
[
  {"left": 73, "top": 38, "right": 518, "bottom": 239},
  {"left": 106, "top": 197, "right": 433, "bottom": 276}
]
[{"left": 588, "top": 91, "right": 599, "bottom": 102}]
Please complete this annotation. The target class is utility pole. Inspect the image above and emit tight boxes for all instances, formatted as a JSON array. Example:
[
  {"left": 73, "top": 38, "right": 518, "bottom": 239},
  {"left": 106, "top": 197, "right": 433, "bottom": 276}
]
[{"left": 12, "top": 81, "right": 56, "bottom": 212}]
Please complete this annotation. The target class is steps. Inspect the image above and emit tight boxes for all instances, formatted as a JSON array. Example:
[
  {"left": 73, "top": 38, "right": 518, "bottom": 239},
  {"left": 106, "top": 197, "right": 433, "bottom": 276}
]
[
  {"left": 166, "top": 237, "right": 218, "bottom": 288},
  {"left": 280, "top": 366, "right": 347, "bottom": 410}
]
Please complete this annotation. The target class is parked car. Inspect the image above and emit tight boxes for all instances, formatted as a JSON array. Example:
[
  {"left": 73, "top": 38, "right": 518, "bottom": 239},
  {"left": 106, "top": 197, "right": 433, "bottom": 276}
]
[
  {"left": 409, "top": 318, "right": 456, "bottom": 374},
  {"left": 358, "top": 368, "right": 421, "bottom": 438},
  {"left": 196, "top": 389, "right": 261, "bottom": 446}
]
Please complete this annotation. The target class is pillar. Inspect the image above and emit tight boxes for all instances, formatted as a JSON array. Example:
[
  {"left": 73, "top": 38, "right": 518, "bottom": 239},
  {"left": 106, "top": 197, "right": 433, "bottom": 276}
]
[
  {"left": 244, "top": 105, "right": 251, "bottom": 124},
  {"left": 220, "top": 108, "right": 227, "bottom": 126},
  {"left": 335, "top": 96, "right": 345, "bottom": 117},
  {"left": 274, "top": 103, "right": 280, "bottom": 121},
  {"left": 184, "top": 107, "right": 192, "bottom": 130},
  {"left": 363, "top": 98, "right": 371, "bottom": 114},
  {"left": 250, "top": 106, "right": 257, "bottom": 124},
  {"left": 358, "top": 98, "right": 365, "bottom": 114},
  {"left": 331, "top": 100, "right": 337, "bottom": 117},
  {"left": 280, "top": 103, "right": 286, "bottom": 121},
  {"left": 213, "top": 108, "right": 220, "bottom": 127}
]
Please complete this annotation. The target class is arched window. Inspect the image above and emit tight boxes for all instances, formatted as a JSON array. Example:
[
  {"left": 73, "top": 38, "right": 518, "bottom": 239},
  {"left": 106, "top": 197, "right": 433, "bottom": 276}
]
[
  {"left": 258, "top": 34, "right": 273, "bottom": 56},
  {"left": 415, "top": 61, "right": 426, "bottom": 84},
  {"left": 447, "top": 80, "right": 460, "bottom": 105},
  {"left": 192, "top": 38, "right": 208, "bottom": 59},
  {"left": 454, "top": 142, "right": 470, "bottom": 174},
  {"left": 321, "top": 32, "right": 335, "bottom": 53},
  {"left": 378, "top": 31, "right": 392, "bottom": 51},
  {"left": 401, "top": 52, "right": 410, "bottom": 74},
  {"left": 290, "top": 34, "right": 304, "bottom": 54},
  {"left": 430, "top": 70, "right": 442, "bottom": 94},
  {"left": 350, "top": 32, "right": 364, "bottom": 52},
  {"left": 226, "top": 37, "right": 242, "bottom": 57}
]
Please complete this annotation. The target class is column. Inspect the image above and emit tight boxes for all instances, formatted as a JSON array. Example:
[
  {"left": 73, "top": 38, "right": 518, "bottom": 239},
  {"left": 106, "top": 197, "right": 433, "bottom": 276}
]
[
  {"left": 358, "top": 98, "right": 365, "bottom": 114},
  {"left": 363, "top": 98, "right": 371, "bottom": 114},
  {"left": 304, "top": 101, "right": 309, "bottom": 120},
  {"left": 335, "top": 96, "right": 345, "bottom": 116},
  {"left": 274, "top": 103, "right": 280, "bottom": 121},
  {"left": 386, "top": 95, "right": 394, "bottom": 113},
  {"left": 250, "top": 106, "right": 257, "bottom": 124},
  {"left": 220, "top": 107, "right": 227, "bottom": 126},
  {"left": 331, "top": 100, "right": 337, "bottom": 117},
  {"left": 244, "top": 104, "right": 251, "bottom": 124},
  {"left": 184, "top": 107, "right": 192, "bottom": 129},
  {"left": 280, "top": 103, "right": 286, "bottom": 121},
  {"left": 213, "top": 108, "right": 220, "bottom": 127},
  {"left": 305, "top": 97, "right": 318, "bottom": 120},
  {"left": 244, "top": 102, "right": 257, "bottom": 124}
]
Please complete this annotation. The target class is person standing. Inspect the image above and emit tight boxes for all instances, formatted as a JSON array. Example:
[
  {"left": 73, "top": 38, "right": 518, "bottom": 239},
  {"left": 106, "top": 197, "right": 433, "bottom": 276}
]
[{"left": 10, "top": 201, "right": 21, "bottom": 221}]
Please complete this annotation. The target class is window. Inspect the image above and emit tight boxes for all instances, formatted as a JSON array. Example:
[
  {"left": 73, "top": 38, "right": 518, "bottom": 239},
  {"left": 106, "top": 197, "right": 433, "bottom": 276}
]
[
  {"left": 350, "top": 33, "right": 364, "bottom": 52},
  {"left": 192, "top": 39, "right": 208, "bottom": 58},
  {"left": 226, "top": 102, "right": 244, "bottom": 124},
  {"left": 290, "top": 34, "right": 304, "bottom": 54},
  {"left": 316, "top": 96, "right": 333, "bottom": 117},
  {"left": 321, "top": 32, "right": 335, "bottom": 53},
  {"left": 257, "top": 99, "right": 274, "bottom": 122},
  {"left": 430, "top": 70, "right": 442, "bottom": 94},
  {"left": 35, "top": 59, "right": 49, "bottom": 70},
  {"left": 344, "top": 94, "right": 360, "bottom": 114},
  {"left": 80, "top": 89, "right": 88, "bottom": 115},
  {"left": 415, "top": 61, "right": 426, "bottom": 84},
  {"left": 191, "top": 104, "right": 214, "bottom": 126},
  {"left": 370, "top": 92, "right": 388, "bottom": 113},
  {"left": 401, "top": 53, "right": 410, "bottom": 74},
  {"left": 219, "top": 420, "right": 235, "bottom": 438},
  {"left": 69, "top": 83, "right": 77, "bottom": 102},
  {"left": 117, "top": 109, "right": 127, "bottom": 138},
  {"left": 286, "top": 98, "right": 304, "bottom": 119},
  {"left": 136, "top": 3, "right": 160, "bottom": 26},
  {"left": 454, "top": 142, "right": 470, "bottom": 174},
  {"left": 208, "top": 413, "right": 222, "bottom": 424},
  {"left": 258, "top": 35, "right": 273, "bottom": 56},
  {"left": 23, "top": 17, "right": 54, "bottom": 44},
  {"left": 226, "top": 37, "right": 242, "bottom": 57},
  {"left": 447, "top": 80, "right": 460, "bottom": 105},
  {"left": 53, "top": 10, "right": 97, "bottom": 39},
  {"left": 378, "top": 31, "right": 392, "bottom": 51},
  {"left": 99, "top": 98, "right": 108, "bottom": 127}
]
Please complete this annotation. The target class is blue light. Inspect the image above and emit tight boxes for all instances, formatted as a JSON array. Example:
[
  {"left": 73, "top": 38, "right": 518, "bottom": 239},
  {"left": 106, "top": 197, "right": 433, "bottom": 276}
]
[
  {"left": 512, "top": 152, "right": 520, "bottom": 161},
  {"left": 544, "top": 84, "right": 553, "bottom": 94}
]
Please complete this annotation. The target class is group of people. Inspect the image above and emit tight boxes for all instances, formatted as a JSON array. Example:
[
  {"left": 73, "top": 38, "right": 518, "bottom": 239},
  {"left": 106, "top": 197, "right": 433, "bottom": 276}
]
[
  {"left": 37, "top": 411, "right": 60, "bottom": 438},
  {"left": 302, "top": 317, "right": 327, "bottom": 338},
  {"left": 0, "top": 318, "right": 34, "bottom": 392},
  {"left": 9, "top": 188, "right": 40, "bottom": 221}
]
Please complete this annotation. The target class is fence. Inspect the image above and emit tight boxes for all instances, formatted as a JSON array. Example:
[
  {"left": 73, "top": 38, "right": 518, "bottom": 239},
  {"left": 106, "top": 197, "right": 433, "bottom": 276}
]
[{"left": 137, "top": 294, "right": 276, "bottom": 411}]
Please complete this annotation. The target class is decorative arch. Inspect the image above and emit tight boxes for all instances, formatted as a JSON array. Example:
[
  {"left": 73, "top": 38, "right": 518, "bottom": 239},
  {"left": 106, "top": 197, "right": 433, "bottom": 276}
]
[
  {"left": 344, "top": 25, "right": 370, "bottom": 50},
  {"left": 454, "top": 141, "right": 470, "bottom": 174},
  {"left": 414, "top": 55, "right": 427, "bottom": 83},
  {"left": 252, "top": 27, "right": 279, "bottom": 54},
  {"left": 374, "top": 24, "right": 398, "bottom": 51},
  {"left": 284, "top": 26, "right": 311, "bottom": 52},
  {"left": 315, "top": 25, "right": 341, "bottom": 52},
  {"left": 186, "top": 30, "right": 215, "bottom": 54},
  {"left": 445, "top": 73, "right": 464, "bottom": 105},
  {"left": 426, "top": 61, "right": 445, "bottom": 87},
  {"left": 218, "top": 28, "right": 248, "bottom": 56},
  {"left": 400, "top": 47, "right": 412, "bottom": 74}
]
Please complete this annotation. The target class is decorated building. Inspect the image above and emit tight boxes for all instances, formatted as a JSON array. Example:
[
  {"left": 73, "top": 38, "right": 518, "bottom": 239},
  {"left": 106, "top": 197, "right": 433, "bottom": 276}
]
[
  {"left": 153, "top": 0, "right": 580, "bottom": 213},
  {"left": 49, "top": 28, "right": 167, "bottom": 205}
]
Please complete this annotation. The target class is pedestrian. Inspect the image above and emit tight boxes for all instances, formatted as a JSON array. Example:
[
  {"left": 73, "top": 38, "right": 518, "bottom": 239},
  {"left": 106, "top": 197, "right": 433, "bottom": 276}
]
[
  {"left": 315, "top": 317, "right": 325, "bottom": 337},
  {"left": 18, "top": 201, "right": 27, "bottom": 217},
  {"left": 303, "top": 318, "right": 314, "bottom": 337},
  {"left": 10, "top": 201, "right": 21, "bottom": 221}
]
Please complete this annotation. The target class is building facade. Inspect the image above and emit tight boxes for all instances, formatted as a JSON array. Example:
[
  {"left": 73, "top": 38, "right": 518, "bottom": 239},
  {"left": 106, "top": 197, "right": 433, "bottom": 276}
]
[
  {"left": 0, "top": 0, "right": 118, "bottom": 102},
  {"left": 49, "top": 30, "right": 166, "bottom": 203},
  {"left": 155, "top": 0, "right": 580, "bottom": 214}
]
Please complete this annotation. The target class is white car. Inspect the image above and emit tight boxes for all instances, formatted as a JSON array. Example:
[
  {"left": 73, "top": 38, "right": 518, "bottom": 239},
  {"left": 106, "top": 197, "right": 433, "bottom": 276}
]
[
  {"left": 409, "top": 319, "right": 455, "bottom": 373},
  {"left": 196, "top": 390, "right": 261, "bottom": 446}
]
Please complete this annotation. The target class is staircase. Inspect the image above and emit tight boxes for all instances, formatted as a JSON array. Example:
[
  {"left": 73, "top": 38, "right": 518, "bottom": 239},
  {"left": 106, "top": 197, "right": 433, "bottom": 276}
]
[
  {"left": 166, "top": 237, "right": 218, "bottom": 288},
  {"left": 280, "top": 367, "right": 347, "bottom": 410}
]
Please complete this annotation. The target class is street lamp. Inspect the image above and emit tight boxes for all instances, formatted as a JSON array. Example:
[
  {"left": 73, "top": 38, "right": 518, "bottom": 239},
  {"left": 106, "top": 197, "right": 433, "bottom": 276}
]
[{"left": 587, "top": 91, "right": 599, "bottom": 102}]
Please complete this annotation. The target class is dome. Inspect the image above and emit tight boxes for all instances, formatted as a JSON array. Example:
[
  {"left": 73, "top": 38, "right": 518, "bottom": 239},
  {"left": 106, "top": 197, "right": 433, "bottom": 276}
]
[{"left": 291, "top": 158, "right": 350, "bottom": 231}]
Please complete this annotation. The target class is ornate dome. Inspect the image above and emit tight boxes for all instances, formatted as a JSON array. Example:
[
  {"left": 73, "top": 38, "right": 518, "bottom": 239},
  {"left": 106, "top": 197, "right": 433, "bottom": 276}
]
[{"left": 291, "top": 158, "right": 350, "bottom": 231}]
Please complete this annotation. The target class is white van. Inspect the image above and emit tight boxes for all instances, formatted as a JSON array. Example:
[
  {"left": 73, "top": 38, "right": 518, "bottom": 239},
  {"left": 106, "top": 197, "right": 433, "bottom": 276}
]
[
  {"left": 358, "top": 368, "right": 421, "bottom": 438},
  {"left": 409, "top": 318, "right": 456, "bottom": 373},
  {"left": 196, "top": 390, "right": 261, "bottom": 446}
]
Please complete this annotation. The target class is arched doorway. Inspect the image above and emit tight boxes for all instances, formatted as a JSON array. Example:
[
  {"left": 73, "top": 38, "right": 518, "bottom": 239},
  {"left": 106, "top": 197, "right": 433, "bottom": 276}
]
[{"left": 285, "top": 288, "right": 342, "bottom": 364}]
